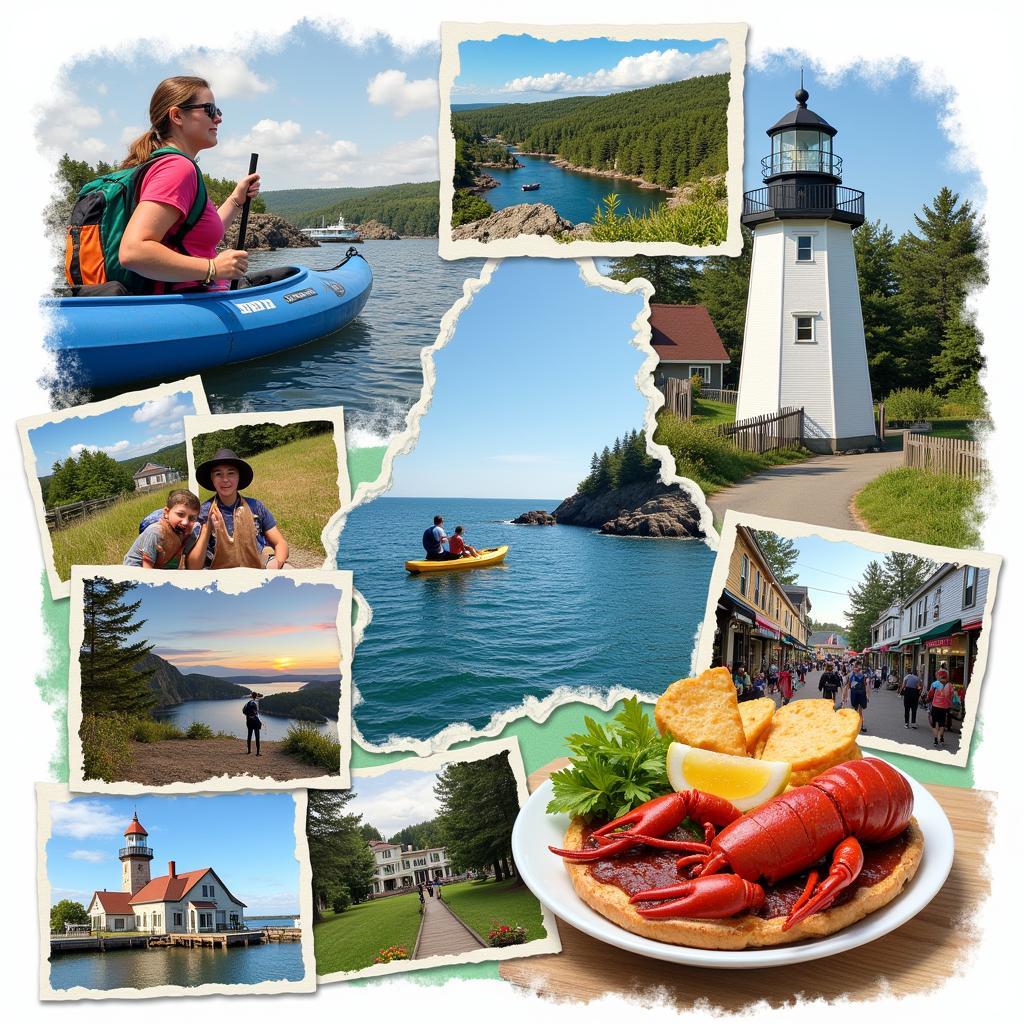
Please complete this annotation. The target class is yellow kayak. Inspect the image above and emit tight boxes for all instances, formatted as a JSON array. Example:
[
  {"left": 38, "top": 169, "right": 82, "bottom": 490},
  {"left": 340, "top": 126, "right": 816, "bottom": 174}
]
[{"left": 404, "top": 545, "right": 509, "bottom": 574}]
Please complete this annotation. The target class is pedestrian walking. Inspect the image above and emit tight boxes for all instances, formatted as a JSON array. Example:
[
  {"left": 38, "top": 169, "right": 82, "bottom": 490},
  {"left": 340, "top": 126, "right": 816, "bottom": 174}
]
[
  {"left": 929, "top": 670, "right": 955, "bottom": 746},
  {"left": 845, "top": 660, "right": 869, "bottom": 733},
  {"left": 899, "top": 669, "right": 922, "bottom": 729},
  {"left": 779, "top": 664, "right": 793, "bottom": 706},
  {"left": 819, "top": 663, "right": 843, "bottom": 709},
  {"left": 417, "top": 884, "right": 425, "bottom": 906}
]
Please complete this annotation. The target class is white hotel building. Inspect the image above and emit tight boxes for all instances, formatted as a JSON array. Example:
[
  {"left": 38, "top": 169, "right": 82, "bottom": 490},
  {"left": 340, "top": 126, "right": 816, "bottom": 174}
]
[{"left": 368, "top": 840, "right": 456, "bottom": 895}]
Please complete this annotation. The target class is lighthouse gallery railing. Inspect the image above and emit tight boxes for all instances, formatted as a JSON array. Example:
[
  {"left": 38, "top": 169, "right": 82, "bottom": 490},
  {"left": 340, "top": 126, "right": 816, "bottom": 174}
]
[{"left": 742, "top": 184, "right": 864, "bottom": 219}]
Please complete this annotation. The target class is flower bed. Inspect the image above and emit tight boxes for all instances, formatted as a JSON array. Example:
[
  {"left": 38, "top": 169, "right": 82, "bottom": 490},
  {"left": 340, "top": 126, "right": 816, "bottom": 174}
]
[
  {"left": 487, "top": 922, "right": 527, "bottom": 947},
  {"left": 373, "top": 944, "right": 410, "bottom": 964}
]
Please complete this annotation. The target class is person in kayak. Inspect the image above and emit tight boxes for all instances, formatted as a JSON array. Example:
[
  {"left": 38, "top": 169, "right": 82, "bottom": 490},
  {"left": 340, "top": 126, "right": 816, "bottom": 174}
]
[
  {"left": 124, "top": 489, "right": 200, "bottom": 569},
  {"left": 422, "top": 515, "right": 461, "bottom": 561},
  {"left": 186, "top": 448, "right": 291, "bottom": 569},
  {"left": 118, "top": 75, "right": 259, "bottom": 291},
  {"left": 448, "top": 525, "right": 479, "bottom": 559}
]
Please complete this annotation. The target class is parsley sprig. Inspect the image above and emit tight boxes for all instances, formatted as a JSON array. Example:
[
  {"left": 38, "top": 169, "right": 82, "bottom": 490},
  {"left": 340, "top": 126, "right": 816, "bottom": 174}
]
[{"left": 546, "top": 698, "right": 672, "bottom": 823}]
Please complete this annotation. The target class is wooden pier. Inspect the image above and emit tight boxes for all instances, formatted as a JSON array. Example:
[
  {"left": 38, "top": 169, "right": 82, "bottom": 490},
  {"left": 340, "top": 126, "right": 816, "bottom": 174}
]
[{"left": 51, "top": 927, "right": 301, "bottom": 955}]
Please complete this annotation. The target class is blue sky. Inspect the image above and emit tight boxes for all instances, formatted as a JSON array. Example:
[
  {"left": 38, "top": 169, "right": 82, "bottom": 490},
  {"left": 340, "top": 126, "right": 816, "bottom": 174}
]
[
  {"left": 46, "top": 792, "right": 301, "bottom": 915},
  {"left": 453, "top": 35, "right": 729, "bottom": 104},
  {"left": 36, "top": 27, "right": 979, "bottom": 227},
  {"left": 29, "top": 392, "right": 196, "bottom": 473},
  {"left": 103, "top": 576, "right": 342, "bottom": 674},
  {"left": 388, "top": 259, "right": 647, "bottom": 498},
  {"left": 347, "top": 768, "right": 442, "bottom": 840}
]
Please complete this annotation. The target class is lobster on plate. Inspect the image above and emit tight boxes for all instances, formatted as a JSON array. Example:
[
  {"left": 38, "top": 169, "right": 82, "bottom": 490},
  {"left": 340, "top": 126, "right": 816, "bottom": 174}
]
[{"left": 550, "top": 757, "right": 913, "bottom": 931}]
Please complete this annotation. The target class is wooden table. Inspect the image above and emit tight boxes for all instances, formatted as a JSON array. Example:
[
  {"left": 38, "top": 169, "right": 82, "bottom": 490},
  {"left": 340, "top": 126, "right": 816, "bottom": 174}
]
[{"left": 500, "top": 759, "right": 990, "bottom": 1009}]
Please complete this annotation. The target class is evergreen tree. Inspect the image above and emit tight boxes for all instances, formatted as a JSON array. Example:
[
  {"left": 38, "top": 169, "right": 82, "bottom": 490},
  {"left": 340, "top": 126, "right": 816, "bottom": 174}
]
[
  {"left": 360, "top": 823, "right": 383, "bottom": 842},
  {"left": 894, "top": 187, "right": 987, "bottom": 389},
  {"left": 930, "top": 311, "right": 984, "bottom": 394},
  {"left": 882, "top": 552, "right": 935, "bottom": 603},
  {"left": 845, "top": 560, "right": 891, "bottom": 652},
  {"left": 435, "top": 752, "right": 520, "bottom": 881},
  {"left": 752, "top": 531, "right": 800, "bottom": 585},
  {"left": 79, "top": 578, "right": 155, "bottom": 716},
  {"left": 604, "top": 256, "right": 699, "bottom": 304},
  {"left": 306, "top": 790, "right": 377, "bottom": 920},
  {"left": 854, "top": 219, "right": 907, "bottom": 396}
]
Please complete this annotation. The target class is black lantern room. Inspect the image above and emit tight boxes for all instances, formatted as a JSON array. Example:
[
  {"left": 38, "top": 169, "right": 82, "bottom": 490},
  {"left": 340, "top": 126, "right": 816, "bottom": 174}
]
[{"left": 742, "top": 85, "right": 864, "bottom": 228}]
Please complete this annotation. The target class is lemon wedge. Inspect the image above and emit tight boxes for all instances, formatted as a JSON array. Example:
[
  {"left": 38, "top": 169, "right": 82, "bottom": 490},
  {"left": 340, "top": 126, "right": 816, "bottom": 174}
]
[{"left": 666, "top": 742, "right": 791, "bottom": 812}]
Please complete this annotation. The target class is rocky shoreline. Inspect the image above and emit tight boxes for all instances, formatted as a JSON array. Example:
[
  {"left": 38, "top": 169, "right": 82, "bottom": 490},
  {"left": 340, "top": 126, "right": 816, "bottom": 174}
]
[
  {"left": 222, "top": 213, "right": 318, "bottom": 251},
  {"left": 451, "top": 203, "right": 591, "bottom": 242},
  {"left": 513, "top": 480, "right": 704, "bottom": 539}
]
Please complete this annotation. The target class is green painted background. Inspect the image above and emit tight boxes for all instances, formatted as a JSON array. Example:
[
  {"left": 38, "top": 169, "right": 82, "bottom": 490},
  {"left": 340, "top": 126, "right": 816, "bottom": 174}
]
[{"left": 37, "top": 445, "right": 979, "bottom": 983}]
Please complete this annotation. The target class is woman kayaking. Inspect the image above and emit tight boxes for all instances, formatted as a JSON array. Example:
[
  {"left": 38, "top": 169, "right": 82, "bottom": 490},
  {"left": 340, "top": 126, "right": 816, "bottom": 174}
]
[{"left": 117, "top": 75, "right": 259, "bottom": 291}]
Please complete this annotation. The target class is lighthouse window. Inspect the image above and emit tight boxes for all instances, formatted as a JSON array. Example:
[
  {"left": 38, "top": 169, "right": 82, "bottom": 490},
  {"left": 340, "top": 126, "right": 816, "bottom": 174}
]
[
  {"left": 795, "top": 316, "right": 815, "bottom": 343},
  {"left": 796, "top": 235, "right": 813, "bottom": 261}
]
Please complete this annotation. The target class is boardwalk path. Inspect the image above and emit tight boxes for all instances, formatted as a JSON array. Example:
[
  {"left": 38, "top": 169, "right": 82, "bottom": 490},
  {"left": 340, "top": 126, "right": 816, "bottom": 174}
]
[
  {"left": 413, "top": 896, "right": 484, "bottom": 959},
  {"left": 706, "top": 447, "right": 902, "bottom": 532}
]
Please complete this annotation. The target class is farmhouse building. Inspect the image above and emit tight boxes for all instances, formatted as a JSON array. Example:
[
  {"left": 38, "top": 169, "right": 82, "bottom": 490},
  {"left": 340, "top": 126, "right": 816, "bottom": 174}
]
[
  {"left": 650, "top": 304, "right": 732, "bottom": 391},
  {"left": 86, "top": 812, "right": 246, "bottom": 934},
  {"left": 133, "top": 462, "right": 181, "bottom": 491},
  {"left": 368, "top": 840, "right": 456, "bottom": 895}
]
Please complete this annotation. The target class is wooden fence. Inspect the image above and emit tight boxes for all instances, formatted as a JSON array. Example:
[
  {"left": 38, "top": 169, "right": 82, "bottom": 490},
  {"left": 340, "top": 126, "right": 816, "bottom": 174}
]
[
  {"left": 700, "top": 388, "right": 739, "bottom": 404},
  {"left": 45, "top": 495, "right": 120, "bottom": 530},
  {"left": 662, "top": 376, "right": 692, "bottom": 420},
  {"left": 903, "top": 432, "right": 985, "bottom": 480},
  {"left": 717, "top": 407, "right": 805, "bottom": 454}
]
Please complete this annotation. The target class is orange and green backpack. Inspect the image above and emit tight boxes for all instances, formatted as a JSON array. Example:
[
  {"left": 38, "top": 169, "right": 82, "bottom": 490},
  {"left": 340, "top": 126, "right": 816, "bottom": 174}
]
[{"left": 64, "top": 147, "right": 207, "bottom": 294}]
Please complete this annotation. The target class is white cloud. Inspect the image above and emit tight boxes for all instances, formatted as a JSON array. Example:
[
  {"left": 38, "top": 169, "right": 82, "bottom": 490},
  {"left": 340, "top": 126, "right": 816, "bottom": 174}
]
[
  {"left": 131, "top": 395, "right": 192, "bottom": 428},
  {"left": 69, "top": 439, "right": 130, "bottom": 458},
  {"left": 185, "top": 53, "right": 273, "bottom": 98},
  {"left": 51, "top": 800, "right": 125, "bottom": 839},
  {"left": 69, "top": 430, "right": 183, "bottom": 462},
  {"left": 350, "top": 774, "right": 439, "bottom": 837},
  {"left": 502, "top": 42, "right": 731, "bottom": 95},
  {"left": 69, "top": 849, "right": 107, "bottom": 863},
  {"left": 36, "top": 91, "right": 110, "bottom": 159},
  {"left": 357, "top": 134, "right": 437, "bottom": 184},
  {"left": 367, "top": 69, "right": 438, "bottom": 116}
]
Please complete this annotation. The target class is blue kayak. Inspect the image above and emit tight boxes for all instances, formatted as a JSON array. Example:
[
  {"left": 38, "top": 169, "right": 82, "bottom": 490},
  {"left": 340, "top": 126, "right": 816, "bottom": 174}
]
[{"left": 45, "top": 249, "right": 372, "bottom": 390}]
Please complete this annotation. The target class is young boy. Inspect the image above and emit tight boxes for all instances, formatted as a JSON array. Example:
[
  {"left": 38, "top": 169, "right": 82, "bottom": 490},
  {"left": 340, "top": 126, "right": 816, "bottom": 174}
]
[
  {"left": 187, "top": 448, "right": 290, "bottom": 569},
  {"left": 448, "top": 525, "right": 479, "bottom": 558},
  {"left": 124, "top": 489, "right": 201, "bottom": 569}
]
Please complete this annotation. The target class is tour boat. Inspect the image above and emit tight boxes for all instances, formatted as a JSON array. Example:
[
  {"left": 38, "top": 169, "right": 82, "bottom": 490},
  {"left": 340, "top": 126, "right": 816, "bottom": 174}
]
[
  {"left": 46, "top": 249, "right": 373, "bottom": 390},
  {"left": 521, "top": 183, "right": 541, "bottom": 192},
  {"left": 300, "top": 216, "right": 362, "bottom": 243}
]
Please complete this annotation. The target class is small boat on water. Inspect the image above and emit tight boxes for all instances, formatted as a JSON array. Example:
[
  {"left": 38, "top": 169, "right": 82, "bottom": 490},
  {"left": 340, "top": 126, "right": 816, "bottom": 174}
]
[
  {"left": 521, "top": 183, "right": 541, "bottom": 192},
  {"left": 46, "top": 249, "right": 372, "bottom": 390},
  {"left": 301, "top": 216, "right": 362, "bottom": 243},
  {"left": 404, "top": 545, "right": 509, "bottom": 574}
]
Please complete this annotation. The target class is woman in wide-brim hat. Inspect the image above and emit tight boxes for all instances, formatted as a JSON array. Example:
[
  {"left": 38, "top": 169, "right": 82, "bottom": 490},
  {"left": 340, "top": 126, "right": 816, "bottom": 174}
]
[{"left": 187, "top": 447, "right": 290, "bottom": 569}]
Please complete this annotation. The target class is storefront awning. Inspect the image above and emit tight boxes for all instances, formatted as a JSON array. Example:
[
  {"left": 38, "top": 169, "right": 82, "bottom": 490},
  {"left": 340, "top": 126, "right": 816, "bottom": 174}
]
[
  {"left": 720, "top": 590, "right": 758, "bottom": 626},
  {"left": 755, "top": 615, "right": 781, "bottom": 638},
  {"left": 961, "top": 619, "right": 983, "bottom": 632},
  {"left": 919, "top": 618, "right": 961, "bottom": 644}
]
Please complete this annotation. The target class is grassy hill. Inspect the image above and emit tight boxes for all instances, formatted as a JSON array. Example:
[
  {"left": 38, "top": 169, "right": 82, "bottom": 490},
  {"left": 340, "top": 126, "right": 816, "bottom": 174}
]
[{"left": 262, "top": 181, "right": 438, "bottom": 236}]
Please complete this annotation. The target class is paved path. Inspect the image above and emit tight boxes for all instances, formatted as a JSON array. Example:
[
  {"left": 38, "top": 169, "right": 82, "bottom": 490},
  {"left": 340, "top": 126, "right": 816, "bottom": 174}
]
[
  {"left": 413, "top": 895, "right": 484, "bottom": 959},
  {"left": 706, "top": 447, "right": 902, "bottom": 531},
  {"left": 765, "top": 671, "right": 963, "bottom": 756}
]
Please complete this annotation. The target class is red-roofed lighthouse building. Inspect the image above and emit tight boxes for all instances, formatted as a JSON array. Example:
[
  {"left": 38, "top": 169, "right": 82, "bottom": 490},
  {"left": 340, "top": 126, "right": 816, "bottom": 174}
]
[{"left": 86, "top": 813, "right": 246, "bottom": 934}]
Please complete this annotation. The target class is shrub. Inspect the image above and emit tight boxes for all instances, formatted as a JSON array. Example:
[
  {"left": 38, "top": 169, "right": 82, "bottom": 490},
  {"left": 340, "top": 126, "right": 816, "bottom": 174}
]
[
  {"left": 882, "top": 388, "right": 942, "bottom": 422},
  {"left": 373, "top": 944, "right": 410, "bottom": 964},
  {"left": 452, "top": 189, "right": 494, "bottom": 227},
  {"left": 281, "top": 723, "right": 341, "bottom": 773},
  {"left": 331, "top": 886, "right": 351, "bottom": 915},
  {"left": 131, "top": 719, "right": 184, "bottom": 743},
  {"left": 185, "top": 722, "right": 215, "bottom": 740},
  {"left": 690, "top": 373, "right": 704, "bottom": 398},
  {"left": 585, "top": 182, "right": 727, "bottom": 244},
  {"left": 940, "top": 380, "right": 988, "bottom": 419},
  {"left": 487, "top": 922, "right": 527, "bottom": 947},
  {"left": 80, "top": 714, "right": 134, "bottom": 782}
]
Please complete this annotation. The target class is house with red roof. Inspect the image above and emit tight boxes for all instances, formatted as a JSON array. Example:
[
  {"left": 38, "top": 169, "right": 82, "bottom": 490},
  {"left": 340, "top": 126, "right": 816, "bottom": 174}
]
[
  {"left": 86, "top": 812, "right": 246, "bottom": 934},
  {"left": 649, "top": 304, "right": 732, "bottom": 391}
]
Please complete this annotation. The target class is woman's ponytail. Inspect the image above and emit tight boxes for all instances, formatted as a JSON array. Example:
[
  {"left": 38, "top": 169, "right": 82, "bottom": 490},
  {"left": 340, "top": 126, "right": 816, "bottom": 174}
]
[{"left": 120, "top": 76, "right": 209, "bottom": 168}]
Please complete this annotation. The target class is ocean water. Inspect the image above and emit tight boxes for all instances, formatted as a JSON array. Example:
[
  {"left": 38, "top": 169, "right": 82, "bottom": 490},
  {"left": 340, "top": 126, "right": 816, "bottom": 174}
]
[
  {"left": 49, "top": 940, "right": 304, "bottom": 991},
  {"left": 482, "top": 152, "right": 670, "bottom": 224},
  {"left": 336, "top": 497, "right": 714, "bottom": 745},
  {"left": 203, "top": 239, "right": 484, "bottom": 442}
]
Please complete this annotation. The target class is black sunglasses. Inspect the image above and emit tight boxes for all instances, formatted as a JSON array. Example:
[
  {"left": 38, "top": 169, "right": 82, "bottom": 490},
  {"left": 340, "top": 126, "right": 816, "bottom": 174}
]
[{"left": 180, "top": 102, "right": 222, "bottom": 119}]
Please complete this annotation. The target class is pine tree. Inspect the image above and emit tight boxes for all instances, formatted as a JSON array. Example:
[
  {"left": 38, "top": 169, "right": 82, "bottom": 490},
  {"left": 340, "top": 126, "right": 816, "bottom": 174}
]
[
  {"left": 306, "top": 790, "right": 377, "bottom": 919},
  {"left": 752, "top": 531, "right": 800, "bottom": 585},
  {"left": 882, "top": 553, "right": 935, "bottom": 603},
  {"left": 845, "top": 561, "right": 891, "bottom": 652},
  {"left": 604, "top": 256, "right": 699, "bottom": 304},
  {"left": 79, "top": 578, "right": 155, "bottom": 716},
  {"left": 854, "top": 219, "right": 908, "bottom": 396},
  {"left": 930, "top": 311, "right": 984, "bottom": 394}
]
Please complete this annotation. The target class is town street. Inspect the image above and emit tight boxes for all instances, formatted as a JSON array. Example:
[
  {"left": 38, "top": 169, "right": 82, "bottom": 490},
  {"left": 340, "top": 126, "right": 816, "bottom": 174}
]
[{"left": 771, "top": 669, "right": 963, "bottom": 755}]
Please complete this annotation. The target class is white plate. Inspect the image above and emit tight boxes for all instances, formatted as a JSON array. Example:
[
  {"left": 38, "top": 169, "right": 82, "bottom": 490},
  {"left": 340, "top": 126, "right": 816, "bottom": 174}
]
[{"left": 512, "top": 770, "right": 954, "bottom": 969}]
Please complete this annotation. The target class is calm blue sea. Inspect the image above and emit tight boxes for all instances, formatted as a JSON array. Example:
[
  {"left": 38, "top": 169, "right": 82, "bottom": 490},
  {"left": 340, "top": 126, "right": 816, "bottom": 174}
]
[
  {"left": 336, "top": 497, "right": 714, "bottom": 745},
  {"left": 483, "top": 152, "right": 670, "bottom": 224},
  {"left": 50, "top": 940, "right": 304, "bottom": 991},
  {"left": 203, "top": 240, "right": 483, "bottom": 442}
]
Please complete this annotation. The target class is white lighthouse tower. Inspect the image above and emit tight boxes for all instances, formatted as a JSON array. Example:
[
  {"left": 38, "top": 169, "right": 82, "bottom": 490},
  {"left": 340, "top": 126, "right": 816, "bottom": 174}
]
[
  {"left": 120, "top": 811, "right": 153, "bottom": 895},
  {"left": 735, "top": 84, "right": 877, "bottom": 453}
]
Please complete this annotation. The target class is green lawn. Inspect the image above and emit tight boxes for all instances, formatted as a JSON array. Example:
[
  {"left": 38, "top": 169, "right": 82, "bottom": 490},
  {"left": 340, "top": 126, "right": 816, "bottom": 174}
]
[
  {"left": 313, "top": 893, "right": 422, "bottom": 975},
  {"left": 441, "top": 878, "right": 547, "bottom": 945},
  {"left": 854, "top": 468, "right": 984, "bottom": 547},
  {"left": 691, "top": 397, "right": 737, "bottom": 427}
]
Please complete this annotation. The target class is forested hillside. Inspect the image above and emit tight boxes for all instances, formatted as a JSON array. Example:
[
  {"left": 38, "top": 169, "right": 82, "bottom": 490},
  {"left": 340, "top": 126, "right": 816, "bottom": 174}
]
[
  {"left": 262, "top": 182, "right": 438, "bottom": 236},
  {"left": 452, "top": 74, "right": 728, "bottom": 189},
  {"left": 134, "top": 652, "right": 249, "bottom": 707}
]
